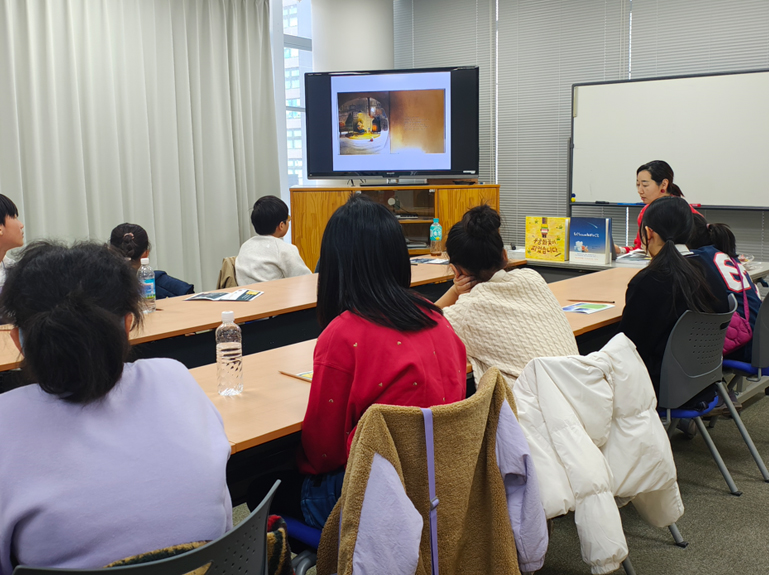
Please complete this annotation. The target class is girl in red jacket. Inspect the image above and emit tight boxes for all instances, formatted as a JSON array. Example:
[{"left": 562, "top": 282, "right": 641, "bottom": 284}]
[{"left": 247, "top": 195, "right": 467, "bottom": 529}]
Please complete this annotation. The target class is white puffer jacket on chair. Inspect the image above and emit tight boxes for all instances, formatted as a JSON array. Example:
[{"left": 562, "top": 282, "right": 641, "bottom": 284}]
[{"left": 513, "top": 333, "right": 684, "bottom": 575}]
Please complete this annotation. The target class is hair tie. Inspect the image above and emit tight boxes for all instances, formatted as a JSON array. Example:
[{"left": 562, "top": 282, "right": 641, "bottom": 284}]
[{"left": 123, "top": 233, "right": 134, "bottom": 240}]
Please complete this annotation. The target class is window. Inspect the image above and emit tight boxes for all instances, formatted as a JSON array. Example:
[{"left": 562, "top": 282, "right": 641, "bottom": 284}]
[{"left": 279, "top": 0, "right": 312, "bottom": 187}]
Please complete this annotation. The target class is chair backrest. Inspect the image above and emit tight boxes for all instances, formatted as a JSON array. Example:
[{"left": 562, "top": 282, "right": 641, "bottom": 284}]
[
  {"left": 752, "top": 295, "right": 769, "bottom": 368},
  {"left": 658, "top": 295, "right": 736, "bottom": 409},
  {"left": 217, "top": 256, "right": 238, "bottom": 289},
  {"left": 12, "top": 481, "right": 279, "bottom": 575}
]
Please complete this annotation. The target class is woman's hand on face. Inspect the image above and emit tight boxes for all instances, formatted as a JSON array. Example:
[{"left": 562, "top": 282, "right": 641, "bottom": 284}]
[{"left": 451, "top": 265, "right": 476, "bottom": 295}]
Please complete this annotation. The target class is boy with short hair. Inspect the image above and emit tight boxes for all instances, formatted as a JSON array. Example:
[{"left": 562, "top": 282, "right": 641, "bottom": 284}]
[{"left": 235, "top": 196, "right": 311, "bottom": 284}]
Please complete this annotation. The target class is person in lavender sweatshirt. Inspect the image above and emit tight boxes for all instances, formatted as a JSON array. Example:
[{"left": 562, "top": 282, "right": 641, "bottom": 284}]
[{"left": 0, "top": 242, "right": 232, "bottom": 574}]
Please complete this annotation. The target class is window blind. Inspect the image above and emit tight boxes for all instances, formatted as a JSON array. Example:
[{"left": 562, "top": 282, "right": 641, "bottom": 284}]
[
  {"left": 496, "top": 0, "right": 629, "bottom": 246},
  {"left": 393, "top": 0, "right": 496, "bottom": 184}
]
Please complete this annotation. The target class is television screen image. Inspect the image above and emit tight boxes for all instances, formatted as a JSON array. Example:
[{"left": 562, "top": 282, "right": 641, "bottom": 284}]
[
  {"left": 337, "top": 90, "right": 446, "bottom": 158},
  {"left": 306, "top": 66, "right": 478, "bottom": 179}
]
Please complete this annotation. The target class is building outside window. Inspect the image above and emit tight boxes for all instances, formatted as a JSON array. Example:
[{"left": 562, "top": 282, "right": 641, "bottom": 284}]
[{"left": 282, "top": 0, "right": 312, "bottom": 187}]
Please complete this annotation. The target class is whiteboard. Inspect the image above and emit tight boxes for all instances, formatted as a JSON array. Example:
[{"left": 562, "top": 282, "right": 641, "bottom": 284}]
[{"left": 571, "top": 70, "right": 769, "bottom": 209}]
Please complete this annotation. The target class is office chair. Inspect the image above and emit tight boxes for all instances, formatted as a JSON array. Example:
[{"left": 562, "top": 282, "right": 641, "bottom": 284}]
[
  {"left": 12, "top": 481, "right": 280, "bottom": 575},
  {"left": 659, "top": 295, "right": 769, "bottom": 496}
]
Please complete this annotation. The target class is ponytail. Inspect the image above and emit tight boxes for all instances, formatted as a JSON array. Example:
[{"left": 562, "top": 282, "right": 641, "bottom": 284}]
[
  {"left": 23, "top": 292, "right": 129, "bottom": 403},
  {"left": 643, "top": 197, "right": 717, "bottom": 314},
  {"left": 109, "top": 223, "right": 150, "bottom": 263},
  {"left": 687, "top": 214, "right": 738, "bottom": 258},
  {"left": 0, "top": 241, "right": 144, "bottom": 404},
  {"left": 667, "top": 183, "right": 684, "bottom": 197}
]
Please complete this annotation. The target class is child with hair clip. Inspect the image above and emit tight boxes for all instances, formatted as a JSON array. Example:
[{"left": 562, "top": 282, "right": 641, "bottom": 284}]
[
  {"left": 109, "top": 223, "right": 194, "bottom": 298},
  {"left": 619, "top": 197, "right": 729, "bottom": 404},
  {"left": 436, "top": 204, "right": 578, "bottom": 386}
]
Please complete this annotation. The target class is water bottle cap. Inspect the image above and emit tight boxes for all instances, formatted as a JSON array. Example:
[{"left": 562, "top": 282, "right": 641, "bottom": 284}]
[
  {"left": 222, "top": 311, "right": 235, "bottom": 323},
  {"left": 140, "top": 258, "right": 149, "bottom": 265},
  {"left": 433, "top": 218, "right": 439, "bottom": 223}
]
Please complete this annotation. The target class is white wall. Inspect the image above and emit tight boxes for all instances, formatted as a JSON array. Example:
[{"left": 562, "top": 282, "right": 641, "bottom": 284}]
[
  {"left": 309, "top": 0, "right": 394, "bottom": 188},
  {"left": 312, "top": 0, "right": 394, "bottom": 73}
]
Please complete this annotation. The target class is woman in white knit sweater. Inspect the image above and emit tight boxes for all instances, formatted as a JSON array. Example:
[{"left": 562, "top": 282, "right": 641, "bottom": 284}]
[{"left": 436, "top": 205, "right": 578, "bottom": 386}]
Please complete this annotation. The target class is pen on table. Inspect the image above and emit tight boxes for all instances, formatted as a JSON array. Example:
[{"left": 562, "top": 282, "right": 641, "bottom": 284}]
[
  {"left": 568, "top": 299, "right": 615, "bottom": 304},
  {"left": 279, "top": 370, "right": 312, "bottom": 383}
]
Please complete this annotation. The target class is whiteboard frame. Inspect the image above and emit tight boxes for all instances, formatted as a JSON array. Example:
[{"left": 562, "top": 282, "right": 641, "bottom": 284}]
[{"left": 569, "top": 68, "right": 769, "bottom": 212}]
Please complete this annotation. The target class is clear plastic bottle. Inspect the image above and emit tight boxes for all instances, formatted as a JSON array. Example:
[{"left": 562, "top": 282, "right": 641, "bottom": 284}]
[
  {"left": 429, "top": 218, "right": 443, "bottom": 256},
  {"left": 216, "top": 311, "right": 243, "bottom": 396},
  {"left": 138, "top": 257, "right": 156, "bottom": 313}
]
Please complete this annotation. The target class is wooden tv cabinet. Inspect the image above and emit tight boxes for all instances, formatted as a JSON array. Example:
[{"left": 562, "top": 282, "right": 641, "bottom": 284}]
[{"left": 290, "top": 184, "right": 500, "bottom": 271}]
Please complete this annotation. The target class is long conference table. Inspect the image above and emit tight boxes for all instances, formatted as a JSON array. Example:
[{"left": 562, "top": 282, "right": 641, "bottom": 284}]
[
  {"left": 0, "top": 261, "right": 478, "bottom": 372},
  {"left": 191, "top": 266, "right": 642, "bottom": 455}
]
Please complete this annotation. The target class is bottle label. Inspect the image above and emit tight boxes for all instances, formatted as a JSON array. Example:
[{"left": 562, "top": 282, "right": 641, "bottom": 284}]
[
  {"left": 142, "top": 278, "right": 156, "bottom": 300},
  {"left": 430, "top": 224, "right": 442, "bottom": 242}
]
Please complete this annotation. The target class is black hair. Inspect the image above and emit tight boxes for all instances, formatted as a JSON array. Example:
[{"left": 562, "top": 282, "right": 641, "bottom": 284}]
[
  {"left": 109, "top": 223, "right": 150, "bottom": 262},
  {"left": 0, "top": 241, "right": 144, "bottom": 404},
  {"left": 687, "top": 213, "right": 738, "bottom": 258},
  {"left": 637, "top": 160, "right": 684, "bottom": 197},
  {"left": 445, "top": 205, "right": 507, "bottom": 282},
  {"left": 0, "top": 194, "right": 19, "bottom": 225},
  {"left": 251, "top": 196, "right": 289, "bottom": 236},
  {"left": 316, "top": 194, "right": 441, "bottom": 331},
  {"left": 641, "top": 197, "right": 716, "bottom": 314}
]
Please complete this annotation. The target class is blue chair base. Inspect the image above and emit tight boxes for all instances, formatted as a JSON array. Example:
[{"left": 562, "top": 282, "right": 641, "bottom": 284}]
[
  {"left": 283, "top": 516, "right": 322, "bottom": 549},
  {"left": 722, "top": 359, "right": 759, "bottom": 376}
]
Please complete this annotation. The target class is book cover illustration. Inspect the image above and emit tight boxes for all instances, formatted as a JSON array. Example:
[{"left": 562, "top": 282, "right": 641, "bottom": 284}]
[
  {"left": 562, "top": 302, "right": 615, "bottom": 314},
  {"left": 185, "top": 289, "right": 263, "bottom": 302},
  {"left": 525, "top": 216, "right": 570, "bottom": 261},
  {"left": 569, "top": 217, "right": 612, "bottom": 264}
]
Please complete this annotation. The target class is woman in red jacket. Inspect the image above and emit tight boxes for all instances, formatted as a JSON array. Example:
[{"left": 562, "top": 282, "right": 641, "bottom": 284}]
[{"left": 615, "top": 160, "right": 700, "bottom": 254}]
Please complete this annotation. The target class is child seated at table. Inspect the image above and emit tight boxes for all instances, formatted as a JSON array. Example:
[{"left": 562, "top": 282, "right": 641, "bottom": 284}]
[
  {"left": 247, "top": 195, "right": 467, "bottom": 528},
  {"left": 0, "top": 194, "right": 24, "bottom": 293},
  {"left": 435, "top": 204, "right": 578, "bottom": 386},
  {"left": 109, "top": 223, "right": 194, "bottom": 298},
  {"left": 687, "top": 214, "right": 762, "bottom": 363},
  {"left": 235, "top": 195, "right": 311, "bottom": 284},
  {"left": 0, "top": 242, "right": 231, "bottom": 573},
  {"left": 619, "top": 197, "right": 728, "bottom": 401}
]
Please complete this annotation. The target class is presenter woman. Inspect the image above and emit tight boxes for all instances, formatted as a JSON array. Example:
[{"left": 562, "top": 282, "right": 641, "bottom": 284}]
[{"left": 615, "top": 160, "right": 698, "bottom": 254}]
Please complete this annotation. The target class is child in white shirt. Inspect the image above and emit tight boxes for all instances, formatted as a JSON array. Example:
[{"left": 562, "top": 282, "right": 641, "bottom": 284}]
[{"left": 235, "top": 195, "right": 311, "bottom": 285}]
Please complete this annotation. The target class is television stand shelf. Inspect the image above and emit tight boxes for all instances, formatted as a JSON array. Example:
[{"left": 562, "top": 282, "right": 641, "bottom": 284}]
[{"left": 290, "top": 184, "right": 500, "bottom": 271}]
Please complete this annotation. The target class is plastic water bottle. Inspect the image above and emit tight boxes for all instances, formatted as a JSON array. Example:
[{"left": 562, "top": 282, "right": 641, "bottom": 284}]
[
  {"left": 216, "top": 311, "right": 243, "bottom": 396},
  {"left": 429, "top": 218, "right": 443, "bottom": 256},
  {"left": 138, "top": 258, "right": 156, "bottom": 313}
]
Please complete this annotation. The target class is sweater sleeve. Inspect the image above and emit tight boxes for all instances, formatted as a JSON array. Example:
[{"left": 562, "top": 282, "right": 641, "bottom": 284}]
[{"left": 281, "top": 243, "right": 312, "bottom": 278}]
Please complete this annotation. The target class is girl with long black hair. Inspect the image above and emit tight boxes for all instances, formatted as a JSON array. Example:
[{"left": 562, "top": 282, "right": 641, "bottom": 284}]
[
  {"left": 250, "top": 195, "right": 467, "bottom": 528},
  {"left": 619, "top": 196, "right": 728, "bottom": 397}
]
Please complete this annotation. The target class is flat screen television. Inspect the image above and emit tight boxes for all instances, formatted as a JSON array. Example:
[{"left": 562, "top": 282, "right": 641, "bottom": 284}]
[{"left": 305, "top": 66, "right": 479, "bottom": 180}]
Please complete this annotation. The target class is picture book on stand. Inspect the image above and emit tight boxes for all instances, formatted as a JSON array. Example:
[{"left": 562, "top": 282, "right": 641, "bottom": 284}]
[
  {"left": 569, "top": 217, "right": 613, "bottom": 265},
  {"left": 525, "top": 216, "right": 569, "bottom": 262}
]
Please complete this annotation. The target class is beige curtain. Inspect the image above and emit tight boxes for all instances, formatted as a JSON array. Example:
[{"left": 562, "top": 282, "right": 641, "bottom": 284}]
[{"left": 0, "top": 0, "right": 279, "bottom": 291}]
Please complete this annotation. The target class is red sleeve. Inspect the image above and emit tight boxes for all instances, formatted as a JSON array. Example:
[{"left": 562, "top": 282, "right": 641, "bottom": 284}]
[{"left": 298, "top": 361, "right": 353, "bottom": 475}]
